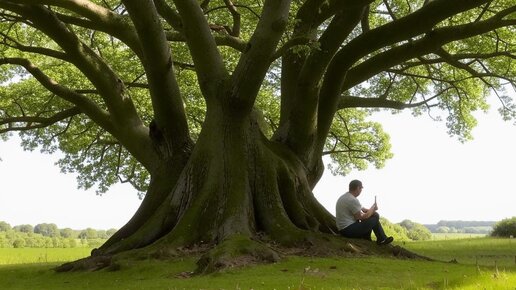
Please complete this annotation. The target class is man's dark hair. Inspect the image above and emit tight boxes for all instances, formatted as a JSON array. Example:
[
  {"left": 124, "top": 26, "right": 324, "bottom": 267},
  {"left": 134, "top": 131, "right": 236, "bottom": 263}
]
[{"left": 349, "top": 179, "right": 363, "bottom": 191}]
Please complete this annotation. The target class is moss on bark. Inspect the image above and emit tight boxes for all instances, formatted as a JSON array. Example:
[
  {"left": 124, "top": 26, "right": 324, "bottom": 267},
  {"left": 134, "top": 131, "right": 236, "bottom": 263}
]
[{"left": 56, "top": 109, "right": 426, "bottom": 273}]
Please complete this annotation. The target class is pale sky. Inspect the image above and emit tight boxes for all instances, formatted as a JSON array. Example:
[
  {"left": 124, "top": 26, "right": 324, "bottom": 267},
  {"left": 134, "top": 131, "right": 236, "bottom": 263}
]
[
  {"left": 1, "top": 98, "right": 515, "bottom": 230},
  {"left": 314, "top": 102, "right": 516, "bottom": 224}
]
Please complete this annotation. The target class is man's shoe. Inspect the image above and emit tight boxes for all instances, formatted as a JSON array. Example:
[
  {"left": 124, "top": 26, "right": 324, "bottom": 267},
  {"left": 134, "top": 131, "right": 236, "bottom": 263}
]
[{"left": 377, "top": 236, "right": 394, "bottom": 245}]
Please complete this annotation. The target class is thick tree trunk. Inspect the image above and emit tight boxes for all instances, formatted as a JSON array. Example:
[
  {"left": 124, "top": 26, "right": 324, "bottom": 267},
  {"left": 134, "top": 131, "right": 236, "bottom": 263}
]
[{"left": 56, "top": 102, "right": 413, "bottom": 273}]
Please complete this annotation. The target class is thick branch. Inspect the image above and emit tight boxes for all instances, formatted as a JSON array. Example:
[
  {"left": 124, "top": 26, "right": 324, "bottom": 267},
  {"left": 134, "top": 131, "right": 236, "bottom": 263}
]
[
  {"left": 172, "top": 0, "right": 228, "bottom": 98},
  {"left": 273, "top": 2, "right": 369, "bottom": 161},
  {"left": 153, "top": 0, "right": 183, "bottom": 32},
  {"left": 122, "top": 0, "right": 191, "bottom": 148},
  {"left": 315, "top": 0, "right": 494, "bottom": 160},
  {"left": 229, "top": 0, "right": 291, "bottom": 109},
  {"left": 275, "top": 1, "right": 373, "bottom": 160},
  {"left": 299, "top": 3, "right": 369, "bottom": 90},
  {"left": 0, "top": 3, "right": 145, "bottom": 128},
  {"left": 0, "top": 4, "right": 160, "bottom": 171},
  {"left": 331, "top": 0, "right": 492, "bottom": 73},
  {"left": 12, "top": 0, "right": 142, "bottom": 55},
  {"left": 343, "top": 14, "right": 516, "bottom": 90}
]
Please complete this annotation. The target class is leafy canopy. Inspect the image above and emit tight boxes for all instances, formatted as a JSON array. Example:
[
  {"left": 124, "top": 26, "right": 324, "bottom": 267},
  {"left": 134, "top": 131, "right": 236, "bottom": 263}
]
[{"left": 0, "top": 0, "right": 514, "bottom": 196}]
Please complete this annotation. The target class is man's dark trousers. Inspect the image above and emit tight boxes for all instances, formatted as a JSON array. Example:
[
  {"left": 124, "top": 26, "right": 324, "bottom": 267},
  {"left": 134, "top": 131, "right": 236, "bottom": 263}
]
[{"left": 339, "top": 212, "right": 387, "bottom": 241}]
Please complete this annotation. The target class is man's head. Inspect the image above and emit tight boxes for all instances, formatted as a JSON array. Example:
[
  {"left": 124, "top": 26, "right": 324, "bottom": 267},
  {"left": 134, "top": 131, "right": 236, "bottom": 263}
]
[{"left": 349, "top": 179, "right": 363, "bottom": 197}]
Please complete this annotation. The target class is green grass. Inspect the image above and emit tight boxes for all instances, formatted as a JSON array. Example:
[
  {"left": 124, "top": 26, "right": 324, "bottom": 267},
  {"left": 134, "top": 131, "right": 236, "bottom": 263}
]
[
  {"left": 0, "top": 238, "right": 514, "bottom": 289},
  {"left": 403, "top": 237, "right": 516, "bottom": 268},
  {"left": 0, "top": 248, "right": 92, "bottom": 265},
  {"left": 430, "top": 233, "right": 487, "bottom": 240}
]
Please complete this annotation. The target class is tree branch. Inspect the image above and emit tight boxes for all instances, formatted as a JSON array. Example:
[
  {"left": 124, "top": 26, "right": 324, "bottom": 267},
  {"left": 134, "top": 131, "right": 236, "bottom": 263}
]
[
  {"left": 153, "top": 0, "right": 183, "bottom": 32},
  {"left": 0, "top": 3, "right": 160, "bottom": 170},
  {"left": 121, "top": 0, "right": 191, "bottom": 149},
  {"left": 229, "top": 0, "right": 291, "bottom": 108},
  {"left": 315, "top": 0, "right": 492, "bottom": 160},
  {"left": 0, "top": 31, "right": 69, "bottom": 61},
  {"left": 342, "top": 13, "right": 516, "bottom": 91},
  {"left": 204, "top": 3, "right": 261, "bottom": 19},
  {"left": 0, "top": 3, "right": 146, "bottom": 128},
  {"left": 337, "top": 90, "right": 445, "bottom": 110},
  {"left": 11, "top": 0, "right": 142, "bottom": 56},
  {"left": 172, "top": 0, "right": 228, "bottom": 98},
  {"left": 397, "top": 51, "right": 516, "bottom": 70},
  {"left": 0, "top": 57, "right": 113, "bottom": 131},
  {"left": 223, "top": 0, "right": 241, "bottom": 37},
  {"left": 0, "top": 107, "right": 81, "bottom": 134},
  {"left": 382, "top": 0, "right": 398, "bottom": 20},
  {"left": 273, "top": 2, "right": 369, "bottom": 161},
  {"left": 361, "top": 4, "right": 371, "bottom": 33},
  {"left": 165, "top": 31, "right": 247, "bottom": 52},
  {"left": 271, "top": 36, "right": 312, "bottom": 61}
]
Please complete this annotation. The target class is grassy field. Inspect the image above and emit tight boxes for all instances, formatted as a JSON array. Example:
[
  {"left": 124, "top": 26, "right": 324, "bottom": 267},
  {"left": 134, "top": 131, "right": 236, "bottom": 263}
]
[
  {"left": 0, "top": 248, "right": 92, "bottom": 265},
  {"left": 0, "top": 238, "right": 514, "bottom": 289},
  {"left": 403, "top": 237, "right": 516, "bottom": 268},
  {"left": 430, "top": 233, "right": 487, "bottom": 240}
]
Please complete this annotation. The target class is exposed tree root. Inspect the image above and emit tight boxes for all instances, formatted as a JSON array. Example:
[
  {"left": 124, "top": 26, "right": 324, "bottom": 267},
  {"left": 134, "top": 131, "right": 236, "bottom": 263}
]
[
  {"left": 54, "top": 233, "right": 432, "bottom": 274},
  {"left": 54, "top": 116, "right": 431, "bottom": 275},
  {"left": 54, "top": 255, "right": 114, "bottom": 272},
  {"left": 391, "top": 245, "right": 433, "bottom": 260},
  {"left": 195, "top": 235, "right": 280, "bottom": 274}
]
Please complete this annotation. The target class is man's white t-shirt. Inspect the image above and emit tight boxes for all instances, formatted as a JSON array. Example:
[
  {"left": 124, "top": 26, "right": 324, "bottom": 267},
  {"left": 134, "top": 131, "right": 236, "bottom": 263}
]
[{"left": 336, "top": 192, "right": 362, "bottom": 230}]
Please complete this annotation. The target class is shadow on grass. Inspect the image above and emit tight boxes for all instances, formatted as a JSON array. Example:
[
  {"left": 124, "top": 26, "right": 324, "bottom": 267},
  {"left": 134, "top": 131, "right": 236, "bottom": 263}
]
[{"left": 1, "top": 256, "right": 515, "bottom": 289}]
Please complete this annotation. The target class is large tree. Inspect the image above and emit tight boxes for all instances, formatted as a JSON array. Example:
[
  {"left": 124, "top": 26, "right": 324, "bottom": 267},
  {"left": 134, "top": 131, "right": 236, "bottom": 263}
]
[{"left": 0, "top": 0, "right": 515, "bottom": 272}]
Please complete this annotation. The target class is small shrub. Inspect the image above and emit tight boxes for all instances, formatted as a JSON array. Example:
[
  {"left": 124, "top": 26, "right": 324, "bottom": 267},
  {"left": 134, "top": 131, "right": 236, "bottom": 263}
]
[
  {"left": 406, "top": 224, "right": 432, "bottom": 240},
  {"left": 398, "top": 220, "right": 432, "bottom": 240},
  {"left": 12, "top": 238, "right": 26, "bottom": 248},
  {"left": 491, "top": 217, "right": 516, "bottom": 237},
  {"left": 380, "top": 217, "right": 410, "bottom": 241},
  {"left": 0, "top": 221, "right": 11, "bottom": 232}
]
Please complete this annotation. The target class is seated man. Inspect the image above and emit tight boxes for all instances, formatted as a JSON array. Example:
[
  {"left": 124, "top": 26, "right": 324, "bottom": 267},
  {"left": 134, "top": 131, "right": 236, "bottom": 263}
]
[{"left": 336, "top": 179, "right": 393, "bottom": 245}]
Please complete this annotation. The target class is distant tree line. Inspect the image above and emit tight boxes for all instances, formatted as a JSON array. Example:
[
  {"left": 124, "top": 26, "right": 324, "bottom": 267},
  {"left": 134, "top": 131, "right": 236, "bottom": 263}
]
[
  {"left": 423, "top": 220, "right": 495, "bottom": 234},
  {"left": 0, "top": 221, "right": 117, "bottom": 248}
]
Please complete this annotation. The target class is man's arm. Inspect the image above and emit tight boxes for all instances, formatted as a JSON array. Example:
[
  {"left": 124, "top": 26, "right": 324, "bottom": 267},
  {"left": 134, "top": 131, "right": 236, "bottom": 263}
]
[{"left": 354, "top": 203, "right": 378, "bottom": 220}]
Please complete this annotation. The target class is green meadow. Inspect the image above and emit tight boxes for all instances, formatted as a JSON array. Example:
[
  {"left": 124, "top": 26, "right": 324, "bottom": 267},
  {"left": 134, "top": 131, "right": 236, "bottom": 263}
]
[
  {"left": 430, "top": 233, "right": 487, "bottom": 240},
  {"left": 0, "top": 237, "right": 514, "bottom": 289},
  {"left": 0, "top": 248, "right": 92, "bottom": 265}
]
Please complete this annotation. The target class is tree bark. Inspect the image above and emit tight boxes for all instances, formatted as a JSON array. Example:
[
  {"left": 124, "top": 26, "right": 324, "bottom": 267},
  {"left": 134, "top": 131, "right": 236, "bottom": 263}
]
[{"left": 56, "top": 98, "right": 350, "bottom": 273}]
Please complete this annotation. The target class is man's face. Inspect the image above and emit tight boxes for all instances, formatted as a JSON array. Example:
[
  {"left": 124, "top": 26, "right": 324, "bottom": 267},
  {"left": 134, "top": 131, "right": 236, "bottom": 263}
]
[
  {"left": 356, "top": 185, "right": 363, "bottom": 197},
  {"left": 351, "top": 185, "right": 363, "bottom": 197}
]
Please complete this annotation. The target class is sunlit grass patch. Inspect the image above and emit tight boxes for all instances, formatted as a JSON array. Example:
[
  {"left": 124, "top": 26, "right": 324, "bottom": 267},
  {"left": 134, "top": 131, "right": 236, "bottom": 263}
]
[
  {"left": 403, "top": 237, "right": 516, "bottom": 269},
  {"left": 0, "top": 248, "right": 91, "bottom": 265},
  {"left": 0, "top": 255, "right": 514, "bottom": 289},
  {"left": 0, "top": 238, "right": 514, "bottom": 289},
  {"left": 430, "top": 233, "right": 487, "bottom": 240}
]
